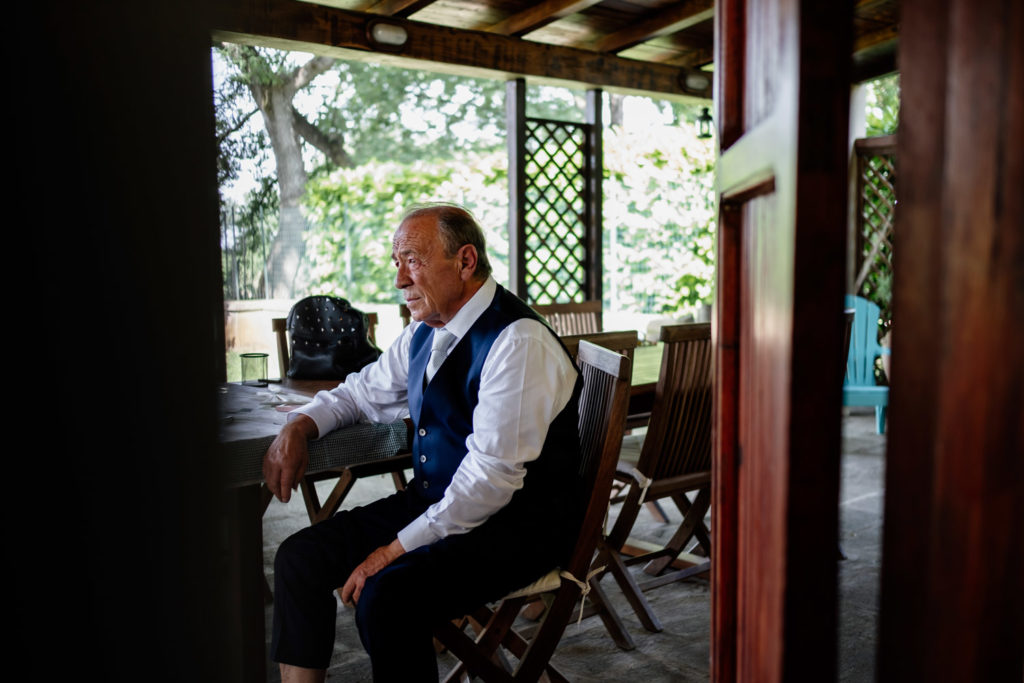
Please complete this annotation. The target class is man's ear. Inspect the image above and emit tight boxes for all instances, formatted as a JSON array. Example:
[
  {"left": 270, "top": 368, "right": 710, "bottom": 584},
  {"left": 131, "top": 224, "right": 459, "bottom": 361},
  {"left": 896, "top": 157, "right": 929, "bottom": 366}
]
[{"left": 457, "top": 245, "right": 478, "bottom": 281}]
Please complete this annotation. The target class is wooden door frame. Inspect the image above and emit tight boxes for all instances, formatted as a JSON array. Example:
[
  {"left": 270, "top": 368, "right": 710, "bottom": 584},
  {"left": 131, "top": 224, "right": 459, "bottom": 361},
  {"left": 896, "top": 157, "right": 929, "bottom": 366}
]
[{"left": 711, "top": 0, "right": 852, "bottom": 679}]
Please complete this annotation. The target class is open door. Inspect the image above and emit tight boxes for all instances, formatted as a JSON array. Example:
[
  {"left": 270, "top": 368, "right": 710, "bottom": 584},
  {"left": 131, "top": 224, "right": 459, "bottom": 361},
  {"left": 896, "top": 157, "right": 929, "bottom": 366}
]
[{"left": 711, "top": 1, "right": 852, "bottom": 680}]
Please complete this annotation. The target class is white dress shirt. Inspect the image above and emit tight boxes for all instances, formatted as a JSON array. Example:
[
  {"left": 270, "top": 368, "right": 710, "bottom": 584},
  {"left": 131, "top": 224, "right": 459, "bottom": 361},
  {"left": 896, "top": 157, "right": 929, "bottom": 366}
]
[{"left": 290, "top": 277, "right": 578, "bottom": 552}]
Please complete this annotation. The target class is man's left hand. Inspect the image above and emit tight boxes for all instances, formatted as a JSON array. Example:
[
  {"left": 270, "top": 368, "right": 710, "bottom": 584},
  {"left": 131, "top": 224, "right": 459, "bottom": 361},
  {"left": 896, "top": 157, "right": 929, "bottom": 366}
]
[{"left": 341, "top": 538, "right": 406, "bottom": 607}]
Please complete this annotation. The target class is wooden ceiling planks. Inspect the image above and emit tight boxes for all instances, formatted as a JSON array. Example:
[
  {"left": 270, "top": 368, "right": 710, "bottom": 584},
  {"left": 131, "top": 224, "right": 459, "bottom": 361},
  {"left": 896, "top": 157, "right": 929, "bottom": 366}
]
[{"left": 211, "top": 0, "right": 899, "bottom": 96}]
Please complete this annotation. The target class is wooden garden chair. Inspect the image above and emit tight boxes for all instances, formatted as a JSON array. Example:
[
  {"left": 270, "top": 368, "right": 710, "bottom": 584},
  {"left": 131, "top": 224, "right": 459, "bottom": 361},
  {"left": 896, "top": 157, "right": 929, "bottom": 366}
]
[
  {"left": 433, "top": 341, "right": 631, "bottom": 682},
  {"left": 588, "top": 322, "right": 713, "bottom": 643},
  {"left": 843, "top": 294, "right": 890, "bottom": 434},
  {"left": 532, "top": 300, "right": 603, "bottom": 336},
  {"left": 559, "top": 330, "right": 638, "bottom": 369}
]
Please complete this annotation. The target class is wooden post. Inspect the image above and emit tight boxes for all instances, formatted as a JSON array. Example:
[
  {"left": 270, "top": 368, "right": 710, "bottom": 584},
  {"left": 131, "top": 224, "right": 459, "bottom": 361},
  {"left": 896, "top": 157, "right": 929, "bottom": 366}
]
[
  {"left": 878, "top": 0, "right": 1024, "bottom": 679},
  {"left": 507, "top": 78, "right": 528, "bottom": 298},
  {"left": 585, "top": 88, "right": 604, "bottom": 303}
]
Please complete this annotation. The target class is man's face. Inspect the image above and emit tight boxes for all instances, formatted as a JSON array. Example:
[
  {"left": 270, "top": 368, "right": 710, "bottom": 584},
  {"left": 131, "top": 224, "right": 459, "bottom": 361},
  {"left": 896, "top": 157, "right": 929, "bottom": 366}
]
[{"left": 392, "top": 215, "right": 473, "bottom": 328}]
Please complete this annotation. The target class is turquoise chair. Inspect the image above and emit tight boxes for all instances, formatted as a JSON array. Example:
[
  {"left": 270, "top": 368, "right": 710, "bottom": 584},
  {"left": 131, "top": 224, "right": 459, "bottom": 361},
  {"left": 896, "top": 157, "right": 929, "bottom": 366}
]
[{"left": 843, "top": 295, "right": 890, "bottom": 434}]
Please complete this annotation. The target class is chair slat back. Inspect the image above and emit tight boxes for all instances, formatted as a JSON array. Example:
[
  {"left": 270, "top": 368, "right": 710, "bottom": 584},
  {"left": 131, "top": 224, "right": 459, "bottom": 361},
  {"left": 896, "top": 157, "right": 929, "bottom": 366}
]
[
  {"left": 560, "top": 330, "right": 639, "bottom": 371},
  {"left": 844, "top": 295, "right": 884, "bottom": 387},
  {"left": 571, "top": 341, "right": 631, "bottom": 574},
  {"left": 843, "top": 308, "right": 855, "bottom": 366},
  {"left": 272, "top": 317, "right": 290, "bottom": 378},
  {"left": 533, "top": 300, "right": 603, "bottom": 336},
  {"left": 638, "top": 323, "right": 713, "bottom": 481}
]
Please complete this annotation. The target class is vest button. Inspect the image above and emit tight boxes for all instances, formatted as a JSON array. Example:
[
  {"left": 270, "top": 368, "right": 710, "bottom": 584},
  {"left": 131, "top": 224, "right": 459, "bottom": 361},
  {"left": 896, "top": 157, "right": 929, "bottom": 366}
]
[
  {"left": 418, "top": 428, "right": 427, "bottom": 436},
  {"left": 422, "top": 480, "right": 429, "bottom": 489},
  {"left": 420, "top": 455, "right": 427, "bottom": 463}
]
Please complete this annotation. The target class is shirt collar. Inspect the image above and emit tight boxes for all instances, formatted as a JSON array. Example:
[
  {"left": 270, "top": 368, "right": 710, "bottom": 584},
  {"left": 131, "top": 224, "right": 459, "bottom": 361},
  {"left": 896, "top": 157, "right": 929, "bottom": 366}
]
[{"left": 438, "top": 275, "right": 496, "bottom": 341}]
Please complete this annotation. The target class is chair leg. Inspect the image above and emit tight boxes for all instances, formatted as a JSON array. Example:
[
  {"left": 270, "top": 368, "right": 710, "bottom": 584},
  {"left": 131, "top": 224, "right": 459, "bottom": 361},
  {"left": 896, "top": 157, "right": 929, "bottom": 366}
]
[
  {"left": 436, "top": 619, "right": 513, "bottom": 683},
  {"left": 644, "top": 488, "right": 711, "bottom": 576},
  {"left": 513, "top": 584, "right": 582, "bottom": 682},
  {"left": 605, "top": 547, "right": 663, "bottom": 633},
  {"left": 876, "top": 405, "right": 887, "bottom": 434},
  {"left": 586, "top": 574, "right": 636, "bottom": 650},
  {"left": 310, "top": 470, "right": 357, "bottom": 524},
  {"left": 437, "top": 598, "right": 524, "bottom": 682},
  {"left": 644, "top": 500, "right": 670, "bottom": 523}
]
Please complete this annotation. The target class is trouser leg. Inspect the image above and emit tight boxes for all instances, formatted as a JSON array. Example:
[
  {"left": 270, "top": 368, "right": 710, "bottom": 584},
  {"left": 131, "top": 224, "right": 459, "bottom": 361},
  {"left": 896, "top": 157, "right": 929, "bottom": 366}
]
[
  {"left": 270, "top": 489, "right": 426, "bottom": 668},
  {"left": 354, "top": 495, "right": 577, "bottom": 681}
]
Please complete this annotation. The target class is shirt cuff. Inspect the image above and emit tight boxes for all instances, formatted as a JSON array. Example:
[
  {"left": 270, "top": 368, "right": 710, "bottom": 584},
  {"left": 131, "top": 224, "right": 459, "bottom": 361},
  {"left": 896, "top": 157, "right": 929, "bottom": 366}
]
[
  {"left": 396, "top": 514, "right": 440, "bottom": 553},
  {"left": 286, "top": 403, "right": 334, "bottom": 441}
]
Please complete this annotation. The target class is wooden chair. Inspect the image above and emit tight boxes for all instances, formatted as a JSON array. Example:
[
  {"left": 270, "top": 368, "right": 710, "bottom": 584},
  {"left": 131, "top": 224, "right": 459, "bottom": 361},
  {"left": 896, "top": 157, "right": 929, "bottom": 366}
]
[
  {"left": 559, "top": 330, "right": 638, "bottom": 369},
  {"left": 532, "top": 300, "right": 603, "bottom": 336},
  {"left": 560, "top": 330, "right": 671, "bottom": 526},
  {"left": 589, "top": 322, "right": 713, "bottom": 642},
  {"left": 843, "top": 295, "right": 890, "bottom": 434},
  {"left": 433, "top": 341, "right": 632, "bottom": 682},
  {"left": 269, "top": 309, "right": 409, "bottom": 529}
]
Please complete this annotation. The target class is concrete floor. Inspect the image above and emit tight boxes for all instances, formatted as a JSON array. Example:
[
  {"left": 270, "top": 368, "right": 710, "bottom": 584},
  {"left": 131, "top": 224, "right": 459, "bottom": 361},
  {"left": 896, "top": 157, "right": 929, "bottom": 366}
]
[{"left": 261, "top": 409, "right": 886, "bottom": 681}]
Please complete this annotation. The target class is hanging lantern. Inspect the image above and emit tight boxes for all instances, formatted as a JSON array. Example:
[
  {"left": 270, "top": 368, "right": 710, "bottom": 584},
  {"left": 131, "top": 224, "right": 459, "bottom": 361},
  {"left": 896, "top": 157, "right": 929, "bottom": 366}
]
[{"left": 697, "top": 107, "right": 713, "bottom": 139}]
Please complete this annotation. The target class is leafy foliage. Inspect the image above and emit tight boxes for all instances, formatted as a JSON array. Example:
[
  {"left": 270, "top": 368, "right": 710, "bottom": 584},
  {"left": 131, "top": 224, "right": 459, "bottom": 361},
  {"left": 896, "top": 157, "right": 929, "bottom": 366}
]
[
  {"left": 302, "top": 153, "right": 509, "bottom": 303},
  {"left": 213, "top": 51, "right": 273, "bottom": 192},
  {"left": 215, "top": 45, "right": 718, "bottom": 318},
  {"left": 221, "top": 177, "right": 279, "bottom": 300},
  {"left": 865, "top": 73, "right": 900, "bottom": 137},
  {"left": 319, "top": 62, "right": 506, "bottom": 168},
  {"left": 603, "top": 120, "right": 716, "bottom": 315}
]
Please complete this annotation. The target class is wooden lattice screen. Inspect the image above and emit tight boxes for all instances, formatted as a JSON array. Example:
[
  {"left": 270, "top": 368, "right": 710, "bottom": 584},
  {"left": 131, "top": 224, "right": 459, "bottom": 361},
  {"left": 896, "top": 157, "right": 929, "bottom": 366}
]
[
  {"left": 853, "top": 134, "right": 897, "bottom": 327},
  {"left": 507, "top": 80, "right": 602, "bottom": 305},
  {"left": 523, "top": 118, "right": 592, "bottom": 304}
]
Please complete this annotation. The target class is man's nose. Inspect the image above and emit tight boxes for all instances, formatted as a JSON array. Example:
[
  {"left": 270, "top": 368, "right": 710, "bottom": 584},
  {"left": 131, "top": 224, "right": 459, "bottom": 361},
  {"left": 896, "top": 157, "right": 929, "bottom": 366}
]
[{"left": 395, "top": 264, "right": 410, "bottom": 289}]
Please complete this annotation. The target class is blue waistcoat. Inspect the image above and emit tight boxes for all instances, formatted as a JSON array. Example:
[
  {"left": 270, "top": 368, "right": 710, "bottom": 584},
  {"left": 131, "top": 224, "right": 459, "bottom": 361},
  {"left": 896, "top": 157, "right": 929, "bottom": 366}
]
[{"left": 406, "top": 285, "right": 582, "bottom": 504}]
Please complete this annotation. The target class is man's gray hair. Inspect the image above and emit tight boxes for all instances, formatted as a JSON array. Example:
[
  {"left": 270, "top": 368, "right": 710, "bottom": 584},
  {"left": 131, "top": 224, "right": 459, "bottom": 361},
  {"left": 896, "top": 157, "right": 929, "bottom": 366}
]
[{"left": 401, "top": 203, "right": 493, "bottom": 280}]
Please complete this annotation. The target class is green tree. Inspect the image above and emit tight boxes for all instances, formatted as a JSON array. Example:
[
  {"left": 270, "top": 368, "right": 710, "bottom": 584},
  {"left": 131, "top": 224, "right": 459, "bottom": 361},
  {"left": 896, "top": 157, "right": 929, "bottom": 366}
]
[
  {"left": 216, "top": 44, "right": 347, "bottom": 299},
  {"left": 322, "top": 61, "right": 505, "bottom": 166},
  {"left": 603, "top": 120, "right": 716, "bottom": 316},
  {"left": 214, "top": 45, "right": 508, "bottom": 299},
  {"left": 866, "top": 73, "right": 900, "bottom": 136},
  {"left": 303, "top": 152, "right": 509, "bottom": 303}
]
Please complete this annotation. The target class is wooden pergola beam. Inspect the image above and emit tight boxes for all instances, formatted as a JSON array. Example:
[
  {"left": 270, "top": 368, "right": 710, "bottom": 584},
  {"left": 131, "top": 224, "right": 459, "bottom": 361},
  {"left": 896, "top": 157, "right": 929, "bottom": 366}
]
[
  {"left": 359, "top": 0, "right": 438, "bottom": 19},
  {"left": 208, "top": 0, "right": 711, "bottom": 100},
  {"left": 481, "top": 0, "right": 603, "bottom": 37},
  {"left": 583, "top": 0, "right": 714, "bottom": 54}
]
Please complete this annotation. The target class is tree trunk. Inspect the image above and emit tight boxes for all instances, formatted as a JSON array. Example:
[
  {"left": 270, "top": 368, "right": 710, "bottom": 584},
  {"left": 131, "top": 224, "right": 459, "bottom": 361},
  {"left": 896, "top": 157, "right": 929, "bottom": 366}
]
[{"left": 259, "top": 86, "right": 308, "bottom": 299}]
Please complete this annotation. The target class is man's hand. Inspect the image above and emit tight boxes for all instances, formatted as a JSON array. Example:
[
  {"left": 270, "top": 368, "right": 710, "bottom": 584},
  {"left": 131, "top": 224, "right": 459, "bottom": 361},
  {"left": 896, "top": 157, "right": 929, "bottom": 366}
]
[
  {"left": 263, "top": 414, "right": 319, "bottom": 503},
  {"left": 340, "top": 539, "right": 406, "bottom": 607}
]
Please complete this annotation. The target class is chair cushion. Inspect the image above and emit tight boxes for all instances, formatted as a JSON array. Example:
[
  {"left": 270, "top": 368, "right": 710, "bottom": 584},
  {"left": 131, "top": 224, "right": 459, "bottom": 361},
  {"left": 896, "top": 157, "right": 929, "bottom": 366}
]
[{"left": 503, "top": 568, "right": 563, "bottom": 599}]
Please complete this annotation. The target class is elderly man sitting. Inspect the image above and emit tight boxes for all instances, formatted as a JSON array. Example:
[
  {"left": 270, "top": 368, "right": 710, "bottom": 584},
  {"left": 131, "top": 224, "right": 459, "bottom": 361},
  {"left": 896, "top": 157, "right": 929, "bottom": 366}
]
[{"left": 262, "top": 203, "right": 584, "bottom": 682}]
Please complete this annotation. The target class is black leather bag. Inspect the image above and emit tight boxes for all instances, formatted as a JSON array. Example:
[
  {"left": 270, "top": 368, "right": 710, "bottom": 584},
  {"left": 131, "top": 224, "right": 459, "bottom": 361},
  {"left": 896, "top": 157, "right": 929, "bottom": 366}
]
[{"left": 286, "top": 296, "right": 382, "bottom": 380}]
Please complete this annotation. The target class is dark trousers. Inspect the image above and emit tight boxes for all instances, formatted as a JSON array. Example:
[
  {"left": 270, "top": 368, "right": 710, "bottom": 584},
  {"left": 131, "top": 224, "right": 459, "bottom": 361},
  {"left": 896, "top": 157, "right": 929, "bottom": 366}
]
[{"left": 271, "top": 485, "right": 576, "bottom": 680}]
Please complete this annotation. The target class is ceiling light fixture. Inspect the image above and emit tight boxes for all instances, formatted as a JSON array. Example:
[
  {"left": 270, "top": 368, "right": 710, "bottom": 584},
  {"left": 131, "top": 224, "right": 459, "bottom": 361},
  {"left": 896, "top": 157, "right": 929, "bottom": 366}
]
[
  {"left": 368, "top": 21, "right": 408, "bottom": 49},
  {"left": 683, "top": 71, "right": 711, "bottom": 93}
]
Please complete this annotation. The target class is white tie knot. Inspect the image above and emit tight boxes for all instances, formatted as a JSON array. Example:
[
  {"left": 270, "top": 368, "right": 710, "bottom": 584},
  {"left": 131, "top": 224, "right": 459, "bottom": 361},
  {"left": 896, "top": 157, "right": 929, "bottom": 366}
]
[{"left": 426, "top": 329, "right": 455, "bottom": 383}]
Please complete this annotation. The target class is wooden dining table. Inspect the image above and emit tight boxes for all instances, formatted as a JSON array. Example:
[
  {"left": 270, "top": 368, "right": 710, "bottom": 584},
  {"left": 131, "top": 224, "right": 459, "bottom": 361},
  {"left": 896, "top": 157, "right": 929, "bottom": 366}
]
[
  {"left": 628, "top": 342, "right": 663, "bottom": 419},
  {"left": 219, "top": 379, "right": 409, "bottom": 681}
]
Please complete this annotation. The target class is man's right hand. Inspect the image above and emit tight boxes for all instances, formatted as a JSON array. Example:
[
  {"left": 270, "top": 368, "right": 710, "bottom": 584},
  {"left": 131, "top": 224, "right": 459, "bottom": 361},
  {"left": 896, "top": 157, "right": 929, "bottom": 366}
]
[{"left": 263, "top": 414, "right": 319, "bottom": 503}]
